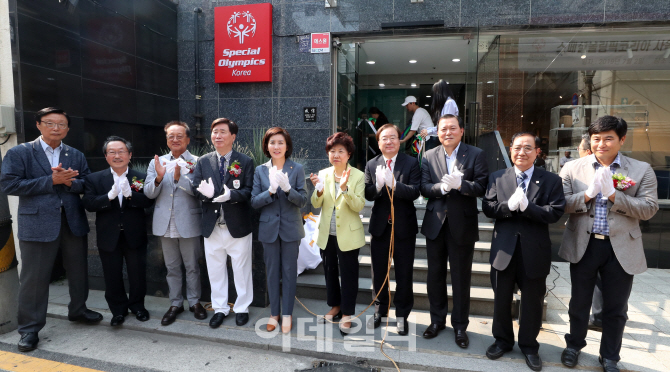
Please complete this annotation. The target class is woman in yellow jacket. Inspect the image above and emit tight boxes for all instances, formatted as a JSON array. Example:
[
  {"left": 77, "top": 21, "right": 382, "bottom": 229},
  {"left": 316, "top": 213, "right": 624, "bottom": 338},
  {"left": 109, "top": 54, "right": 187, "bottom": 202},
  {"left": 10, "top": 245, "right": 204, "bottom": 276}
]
[{"left": 309, "top": 132, "right": 366, "bottom": 336}]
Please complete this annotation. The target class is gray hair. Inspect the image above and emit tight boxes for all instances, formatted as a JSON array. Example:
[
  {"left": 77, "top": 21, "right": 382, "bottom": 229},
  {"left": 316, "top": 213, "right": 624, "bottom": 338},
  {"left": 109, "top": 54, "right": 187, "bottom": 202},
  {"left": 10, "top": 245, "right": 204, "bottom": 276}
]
[{"left": 580, "top": 133, "right": 591, "bottom": 151}]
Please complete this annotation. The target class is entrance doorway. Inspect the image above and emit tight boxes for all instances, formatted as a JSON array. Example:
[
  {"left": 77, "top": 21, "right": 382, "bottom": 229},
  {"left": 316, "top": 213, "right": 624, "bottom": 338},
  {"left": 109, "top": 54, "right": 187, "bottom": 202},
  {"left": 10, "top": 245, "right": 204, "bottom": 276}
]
[{"left": 334, "top": 33, "right": 497, "bottom": 170}]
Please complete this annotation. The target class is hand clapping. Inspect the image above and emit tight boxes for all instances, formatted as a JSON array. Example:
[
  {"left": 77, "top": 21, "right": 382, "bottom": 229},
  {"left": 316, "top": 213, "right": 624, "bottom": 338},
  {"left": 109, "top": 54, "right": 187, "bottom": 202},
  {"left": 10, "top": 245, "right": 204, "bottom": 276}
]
[{"left": 197, "top": 177, "right": 215, "bottom": 198}]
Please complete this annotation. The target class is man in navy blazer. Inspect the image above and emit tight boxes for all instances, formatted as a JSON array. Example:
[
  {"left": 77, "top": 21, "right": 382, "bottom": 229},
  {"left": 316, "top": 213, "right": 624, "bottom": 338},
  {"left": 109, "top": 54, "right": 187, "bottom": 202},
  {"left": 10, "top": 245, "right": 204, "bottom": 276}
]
[
  {"left": 0, "top": 107, "right": 102, "bottom": 352},
  {"left": 483, "top": 132, "right": 565, "bottom": 371}
]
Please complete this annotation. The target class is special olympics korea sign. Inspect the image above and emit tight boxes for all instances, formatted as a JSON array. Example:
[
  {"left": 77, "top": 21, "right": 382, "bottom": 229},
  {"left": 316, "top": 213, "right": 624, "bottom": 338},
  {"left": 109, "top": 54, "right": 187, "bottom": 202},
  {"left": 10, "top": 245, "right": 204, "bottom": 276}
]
[{"left": 214, "top": 3, "right": 272, "bottom": 83}]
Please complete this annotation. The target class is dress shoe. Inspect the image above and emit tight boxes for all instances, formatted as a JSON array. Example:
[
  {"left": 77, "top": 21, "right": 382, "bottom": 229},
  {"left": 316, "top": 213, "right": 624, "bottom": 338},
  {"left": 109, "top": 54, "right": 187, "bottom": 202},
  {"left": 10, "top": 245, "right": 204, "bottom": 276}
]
[
  {"left": 454, "top": 329, "right": 469, "bottom": 348},
  {"left": 422, "top": 323, "right": 446, "bottom": 339},
  {"left": 190, "top": 303, "right": 208, "bottom": 320},
  {"left": 397, "top": 318, "right": 409, "bottom": 336},
  {"left": 68, "top": 309, "right": 103, "bottom": 323},
  {"left": 134, "top": 309, "right": 150, "bottom": 322},
  {"left": 267, "top": 315, "right": 279, "bottom": 332},
  {"left": 485, "top": 343, "right": 512, "bottom": 360},
  {"left": 599, "top": 356, "right": 620, "bottom": 372},
  {"left": 339, "top": 317, "right": 351, "bottom": 337},
  {"left": 588, "top": 321, "right": 603, "bottom": 332},
  {"left": 209, "top": 312, "right": 226, "bottom": 328},
  {"left": 18, "top": 332, "right": 39, "bottom": 352},
  {"left": 319, "top": 311, "right": 342, "bottom": 324},
  {"left": 161, "top": 306, "right": 184, "bottom": 326},
  {"left": 236, "top": 313, "right": 249, "bottom": 326},
  {"left": 561, "top": 347, "right": 581, "bottom": 368},
  {"left": 524, "top": 353, "right": 542, "bottom": 371},
  {"left": 367, "top": 313, "right": 385, "bottom": 329},
  {"left": 110, "top": 315, "right": 125, "bottom": 326},
  {"left": 281, "top": 315, "right": 292, "bottom": 334}
]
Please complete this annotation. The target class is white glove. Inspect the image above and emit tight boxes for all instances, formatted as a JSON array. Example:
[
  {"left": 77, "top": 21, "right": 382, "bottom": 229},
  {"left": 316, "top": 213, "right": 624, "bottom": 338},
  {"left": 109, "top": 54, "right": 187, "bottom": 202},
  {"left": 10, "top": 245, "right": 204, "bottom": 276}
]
[
  {"left": 268, "top": 166, "right": 279, "bottom": 194},
  {"left": 375, "top": 165, "right": 386, "bottom": 191},
  {"left": 518, "top": 189, "right": 529, "bottom": 212},
  {"left": 585, "top": 168, "right": 602, "bottom": 199},
  {"left": 384, "top": 167, "right": 395, "bottom": 189},
  {"left": 315, "top": 175, "right": 325, "bottom": 193},
  {"left": 108, "top": 177, "right": 121, "bottom": 200},
  {"left": 445, "top": 170, "right": 463, "bottom": 190},
  {"left": 277, "top": 171, "right": 291, "bottom": 192},
  {"left": 212, "top": 185, "right": 231, "bottom": 203},
  {"left": 176, "top": 159, "right": 191, "bottom": 176},
  {"left": 197, "top": 177, "right": 215, "bottom": 198},
  {"left": 599, "top": 167, "right": 615, "bottom": 198},
  {"left": 119, "top": 177, "right": 132, "bottom": 197},
  {"left": 508, "top": 187, "right": 524, "bottom": 211},
  {"left": 440, "top": 174, "right": 452, "bottom": 195}
]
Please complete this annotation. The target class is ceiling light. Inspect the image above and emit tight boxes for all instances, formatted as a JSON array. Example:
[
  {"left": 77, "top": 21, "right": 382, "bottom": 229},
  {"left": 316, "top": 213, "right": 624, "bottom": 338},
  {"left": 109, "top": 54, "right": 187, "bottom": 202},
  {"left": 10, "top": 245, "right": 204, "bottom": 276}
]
[
  {"left": 446, "top": 81, "right": 449, "bottom": 84},
  {"left": 559, "top": 96, "right": 563, "bottom": 99},
  {"left": 398, "top": 83, "right": 405, "bottom": 86},
  {"left": 379, "top": 83, "right": 385, "bottom": 87},
  {"left": 521, "top": 115, "right": 524, "bottom": 118},
  {"left": 452, "top": 58, "right": 460, "bottom": 62},
  {"left": 366, "top": 61, "right": 375, "bottom": 64},
  {"left": 426, "top": 95, "right": 431, "bottom": 98},
  {"left": 424, "top": 104, "right": 429, "bottom": 107},
  {"left": 487, "top": 81, "right": 494, "bottom": 84},
  {"left": 581, "top": 54, "right": 586, "bottom": 59},
  {"left": 409, "top": 60, "right": 417, "bottom": 64},
  {"left": 486, "top": 95, "right": 494, "bottom": 97},
  {"left": 411, "top": 83, "right": 417, "bottom": 87}
]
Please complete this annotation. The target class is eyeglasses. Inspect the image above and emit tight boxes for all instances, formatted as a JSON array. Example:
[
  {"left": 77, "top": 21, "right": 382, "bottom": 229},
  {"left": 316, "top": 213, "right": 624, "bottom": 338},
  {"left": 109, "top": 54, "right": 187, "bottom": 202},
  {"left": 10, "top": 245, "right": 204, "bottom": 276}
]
[
  {"left": 511, "top": 146, "right": 536, "bottom": 154},
  {"left": 380, "top": 136, "right": 398, "bottom": 142},
  {"left": 106, "top": 150, "right": 128, "bottom": 156},
  {"left": 40, "top": 121, "right": 67, "bottom": 129},
  {"left": 167, "top": 135, "right": 185, "bottom": 141}
]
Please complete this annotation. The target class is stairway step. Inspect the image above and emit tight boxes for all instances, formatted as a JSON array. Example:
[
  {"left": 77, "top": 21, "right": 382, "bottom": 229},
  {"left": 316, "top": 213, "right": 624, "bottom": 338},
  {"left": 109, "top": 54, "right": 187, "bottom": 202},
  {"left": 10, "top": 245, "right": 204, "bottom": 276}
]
[
  {"left": 359, "top": 236, "right": 491, "bottom": 263},
  {"left": 361, "top": 201, "right": 494, "bottom": 223},
  {"left": 361, "top": 218, "right": 493, "bottom": 240}
]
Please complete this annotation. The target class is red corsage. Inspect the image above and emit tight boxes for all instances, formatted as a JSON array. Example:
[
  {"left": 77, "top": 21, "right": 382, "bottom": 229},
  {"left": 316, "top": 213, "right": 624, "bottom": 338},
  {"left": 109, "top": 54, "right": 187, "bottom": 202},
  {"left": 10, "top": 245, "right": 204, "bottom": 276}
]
[
  {"left": 131, "top": 176, "right": 144, "bottom": 192},
  {"left": 612, "top": 173, "right": 636, "bottom": 191},
  {"left": 185, "top": 161, "right": 196, "bottom": 174},
  {"left": 227, "top": 160, "right": 242, "bottom": 178}
]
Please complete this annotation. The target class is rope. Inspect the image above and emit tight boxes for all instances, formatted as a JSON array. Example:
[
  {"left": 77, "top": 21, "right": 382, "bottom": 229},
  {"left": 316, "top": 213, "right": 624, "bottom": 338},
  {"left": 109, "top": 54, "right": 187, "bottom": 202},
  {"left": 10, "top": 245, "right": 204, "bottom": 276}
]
[{"left": 294, "top": 182, "right": 401, "bottom": 372}]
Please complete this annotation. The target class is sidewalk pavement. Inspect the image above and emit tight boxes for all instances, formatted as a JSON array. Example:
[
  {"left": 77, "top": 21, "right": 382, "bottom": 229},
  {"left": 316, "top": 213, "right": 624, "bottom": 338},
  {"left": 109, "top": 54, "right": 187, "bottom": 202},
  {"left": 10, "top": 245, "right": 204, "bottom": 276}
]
[{"left": 2, "top": 262, "right": 669, "bottom": 372}]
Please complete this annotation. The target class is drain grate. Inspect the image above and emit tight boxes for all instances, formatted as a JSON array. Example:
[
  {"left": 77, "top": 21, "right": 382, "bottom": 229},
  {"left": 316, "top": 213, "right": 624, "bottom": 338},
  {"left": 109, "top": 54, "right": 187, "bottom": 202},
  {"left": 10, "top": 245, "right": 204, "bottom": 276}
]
[{"left": 296, "top": 360, "right": 382, "bottom": 372}]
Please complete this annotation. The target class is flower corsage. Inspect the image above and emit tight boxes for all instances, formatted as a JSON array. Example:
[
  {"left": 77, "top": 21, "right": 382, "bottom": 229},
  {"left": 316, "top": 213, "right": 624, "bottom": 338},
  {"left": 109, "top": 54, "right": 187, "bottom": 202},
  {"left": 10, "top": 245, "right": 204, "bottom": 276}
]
[
  {"left": 131, "top": 176, "right": 145, "bottom": 192},
  {"left": 185, "top": 160, "right": 196, "bottom": 174},
  {"left": 612, "top": 173, "right": 636, "bottom": 191},
  {"left": 227, "top": 160, "right": 242, "bottom": 177}
]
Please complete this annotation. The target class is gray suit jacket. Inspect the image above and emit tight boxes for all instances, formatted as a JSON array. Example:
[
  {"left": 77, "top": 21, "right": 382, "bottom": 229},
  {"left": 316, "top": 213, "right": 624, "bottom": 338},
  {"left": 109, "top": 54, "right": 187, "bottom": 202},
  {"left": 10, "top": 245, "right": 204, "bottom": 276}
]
[
  {"left": 558, "top": 154, "right": 659, "bottom": 275},
  {"left": 250, "top": 159, "right": 308, "bottom": 244},
  {"left": 0, "top": 138, "right": 90, "bottom": 241},
  {"left": 144, "top": 151, "right": 202, "bottom": 238}
]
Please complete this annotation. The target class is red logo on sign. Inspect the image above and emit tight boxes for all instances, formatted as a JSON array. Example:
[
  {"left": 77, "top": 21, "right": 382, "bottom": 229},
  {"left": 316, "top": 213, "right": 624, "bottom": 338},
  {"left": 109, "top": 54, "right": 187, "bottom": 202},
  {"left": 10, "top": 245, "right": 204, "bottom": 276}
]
[
  {"left": 311, "top": 33, "right": 330, "bottom": 53},
  {"left": 215, "top": 3, "right": 272, "bottom": 83}
]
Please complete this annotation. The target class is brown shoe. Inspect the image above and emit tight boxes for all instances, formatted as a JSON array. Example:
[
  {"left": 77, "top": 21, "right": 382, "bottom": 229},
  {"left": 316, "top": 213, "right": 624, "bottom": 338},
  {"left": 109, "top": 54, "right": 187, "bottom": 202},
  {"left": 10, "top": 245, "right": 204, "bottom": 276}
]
[
  {"left": 267, "top": 315, "right": 279, "bottom": 332},
  {"left": 190, "top": 303, "right": 208, "bottom": 320},
  {"left": 161, "top": 305, "right": 184, "bottom": 326}
]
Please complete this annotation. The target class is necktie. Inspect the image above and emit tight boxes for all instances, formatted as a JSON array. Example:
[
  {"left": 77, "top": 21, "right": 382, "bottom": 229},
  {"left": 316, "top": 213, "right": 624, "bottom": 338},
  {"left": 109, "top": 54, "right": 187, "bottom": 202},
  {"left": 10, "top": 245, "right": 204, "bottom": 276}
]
[
  {"left": 386, "top": 159, "right": 392, "bottom": 170},
  {"left": 517, "top": 172, "right": 527, "bottom": 193},
  {"left": 219, "top": 156, "right": 226, "bottom": 183}
]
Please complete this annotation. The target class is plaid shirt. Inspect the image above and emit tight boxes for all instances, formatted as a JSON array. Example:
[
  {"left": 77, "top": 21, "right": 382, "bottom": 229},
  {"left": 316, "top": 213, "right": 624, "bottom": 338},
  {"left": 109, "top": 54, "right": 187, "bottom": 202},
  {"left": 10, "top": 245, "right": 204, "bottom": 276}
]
[{"left": 590, "top": 153, "right": 621, "bottom": 236}]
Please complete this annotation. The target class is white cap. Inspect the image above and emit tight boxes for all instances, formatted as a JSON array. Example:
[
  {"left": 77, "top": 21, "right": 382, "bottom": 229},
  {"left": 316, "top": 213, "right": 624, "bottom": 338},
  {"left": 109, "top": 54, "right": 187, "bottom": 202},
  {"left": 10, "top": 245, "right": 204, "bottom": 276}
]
[{"left": 401, "top": 96, "right": 417, "bottom": 106}]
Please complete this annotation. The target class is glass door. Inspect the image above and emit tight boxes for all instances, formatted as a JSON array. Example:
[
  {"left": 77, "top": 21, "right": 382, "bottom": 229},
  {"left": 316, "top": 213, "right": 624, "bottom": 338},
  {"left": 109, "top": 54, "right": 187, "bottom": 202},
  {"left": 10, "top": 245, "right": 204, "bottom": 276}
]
[{"left": 335, "top": 42, "right": 363, "bottom": 167}]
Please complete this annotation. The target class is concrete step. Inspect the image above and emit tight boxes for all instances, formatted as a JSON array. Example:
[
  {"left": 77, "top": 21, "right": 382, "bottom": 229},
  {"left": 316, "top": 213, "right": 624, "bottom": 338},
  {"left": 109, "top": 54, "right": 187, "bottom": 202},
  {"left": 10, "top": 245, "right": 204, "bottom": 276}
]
[
  {"left": 295, "top": 274, "right": 547, "bottom": 320},
  {"left": 310, "top": 255, "right": 493, "bottom": 287},
  {"left": 361, "top": 200, "right": 494, "bottom": 223},
  {"left": 360, "top": 236, "right": 491, "bottom": 263},
  {"left": 361, "top": 217, "right": 493, "bottom": 240}
]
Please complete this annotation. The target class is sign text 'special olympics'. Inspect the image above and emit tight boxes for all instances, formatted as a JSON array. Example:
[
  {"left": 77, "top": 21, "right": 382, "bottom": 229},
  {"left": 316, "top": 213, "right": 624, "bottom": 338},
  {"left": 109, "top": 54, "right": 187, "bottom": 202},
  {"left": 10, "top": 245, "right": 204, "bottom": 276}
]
[{"left": 214, "top": 3, "right": 272, "bottom": 83}]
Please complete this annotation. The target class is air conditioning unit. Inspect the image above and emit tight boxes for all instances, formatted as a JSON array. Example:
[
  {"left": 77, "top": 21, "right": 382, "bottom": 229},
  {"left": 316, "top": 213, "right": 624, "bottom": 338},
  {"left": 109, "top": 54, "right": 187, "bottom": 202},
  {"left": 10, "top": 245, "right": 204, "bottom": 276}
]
[{"left": 0, "top": 105, "right": 16, "bottom": 135}]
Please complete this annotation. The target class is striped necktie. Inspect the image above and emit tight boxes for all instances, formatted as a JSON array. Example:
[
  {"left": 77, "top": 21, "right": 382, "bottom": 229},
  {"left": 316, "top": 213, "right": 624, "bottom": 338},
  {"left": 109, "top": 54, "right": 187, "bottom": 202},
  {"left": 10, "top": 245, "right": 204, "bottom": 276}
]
[{"left": 517, "top": 172, "right": 527, "bottom": 193}]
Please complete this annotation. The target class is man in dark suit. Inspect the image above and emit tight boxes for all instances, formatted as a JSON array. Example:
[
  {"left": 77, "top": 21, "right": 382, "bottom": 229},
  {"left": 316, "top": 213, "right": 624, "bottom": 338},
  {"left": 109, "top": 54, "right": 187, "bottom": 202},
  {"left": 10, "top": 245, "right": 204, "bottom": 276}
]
[
  {"left": 420, "top": 114, "right": 488, "bottom": 348},
  {"left": 482, "top": 132, "right": 565, "bottom": 371},
  {"left": 364, "top": 124, "right": 421, "bottom": 335},
  {"left": 192, "top": 118, "right": 254, "bottom": 328},
  {"left": 0, "top": 107, "right": 102, "bottom": 352},
  {"left": 83, "top": 136, "right": 154, "bottom": 327}
]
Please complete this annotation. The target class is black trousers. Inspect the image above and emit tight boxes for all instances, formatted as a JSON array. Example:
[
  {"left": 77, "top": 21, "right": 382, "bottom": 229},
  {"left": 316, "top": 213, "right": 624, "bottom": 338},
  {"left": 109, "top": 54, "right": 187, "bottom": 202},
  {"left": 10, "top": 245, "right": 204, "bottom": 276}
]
[
  {"left": 426, "top": 218, "right": 474, "bottom": 330},
  {"left": 591, "top": 272, "right": 630, "bottom": 325},
  {"left": 370, "top": 223, "right": 415, "bottom": 319},
  {"left": 320, "top": 235, "right": 360, "bottom": 316},
  {"left": 98, "top": 233, "right": 147, "bottom": 316},
  {"left": 565, "top": 236, "right": 634, "bottom": 361},
  {"left": 490, "top": 242, "right": 547, "bottom": 354},
  {"left": 18, "top": 211, "right": 89, "bottom": 334}
]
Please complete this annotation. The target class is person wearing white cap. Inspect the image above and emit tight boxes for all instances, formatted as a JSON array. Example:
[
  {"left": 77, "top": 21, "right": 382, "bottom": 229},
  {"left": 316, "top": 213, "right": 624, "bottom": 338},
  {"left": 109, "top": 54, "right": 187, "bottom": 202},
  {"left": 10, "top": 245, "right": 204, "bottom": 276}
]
[{"left": 400, "top": 96, "right": 435, "bottom": 148}]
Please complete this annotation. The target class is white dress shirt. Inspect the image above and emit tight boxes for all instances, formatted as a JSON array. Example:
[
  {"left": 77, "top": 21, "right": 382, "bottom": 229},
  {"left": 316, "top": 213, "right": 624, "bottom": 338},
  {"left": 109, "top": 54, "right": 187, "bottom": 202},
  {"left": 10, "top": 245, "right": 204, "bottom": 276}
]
[
  {"left": 110, "top": 167, "right": 129, "bottom": 207},
  {"left": 39, "top": 136, "right": 63, "bottom": 168},
  {"left": 513, "top": 165, "right": 534, "bottom": 194}
]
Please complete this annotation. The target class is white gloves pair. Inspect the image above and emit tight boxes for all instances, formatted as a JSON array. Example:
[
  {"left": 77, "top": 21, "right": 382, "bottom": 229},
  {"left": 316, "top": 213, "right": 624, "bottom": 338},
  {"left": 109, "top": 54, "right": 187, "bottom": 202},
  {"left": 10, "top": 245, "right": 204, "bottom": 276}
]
[
  {"left": 440, "top": 169, "right": 463, "bottom": 194},
  {"left": 108, "top": 177, "right": 131, "bottom": 200},
  {"left": 196, "top": 177, "right": 231, "bottom": 202},
  {"left": 268, "top": 166, "right": 291, "bottom": 194},
  {"left": 314, "top": 175, "right": 325, "bottom": 193},
  {"left": 507, "top": 185, "right": 528, "bottom": 212},
  {"left": 375, "top": 165, "right": 396, "bottom": 191},
  {"left": 585, "top": 166, "right": 615, "bottom": 199},
  {"left": 163, "top": 158, "right": 191, "bottom": 176}
]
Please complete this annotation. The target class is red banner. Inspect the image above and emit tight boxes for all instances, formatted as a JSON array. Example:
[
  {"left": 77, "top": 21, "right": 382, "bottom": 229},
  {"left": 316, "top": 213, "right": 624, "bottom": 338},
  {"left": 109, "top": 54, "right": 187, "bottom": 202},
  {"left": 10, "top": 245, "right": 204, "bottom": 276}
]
[{"left": 214, "top": 3, "right": 273, "bottom": 83}]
